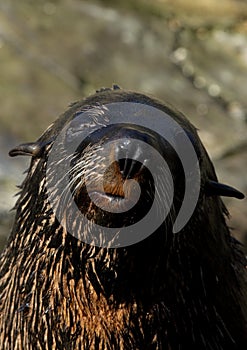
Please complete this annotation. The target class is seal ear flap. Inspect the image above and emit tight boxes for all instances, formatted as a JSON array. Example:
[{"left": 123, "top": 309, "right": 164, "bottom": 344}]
[
  {"left": 9, "top": 140, "right": 52, "bottom": 158},
  {"left": 205, "top": 180, "right": 245, "bottom": 199}
]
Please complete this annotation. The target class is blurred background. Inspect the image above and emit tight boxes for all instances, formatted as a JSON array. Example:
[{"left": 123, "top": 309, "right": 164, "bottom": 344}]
[{"left": 0, "top": 0, "right": 246, "bottom": 251}]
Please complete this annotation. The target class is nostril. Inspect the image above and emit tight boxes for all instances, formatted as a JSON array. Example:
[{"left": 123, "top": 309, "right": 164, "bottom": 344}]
[
  {"left": 115, "top": 137, "right": 149, "bottom": 179},
  {"left": 118, "top": 158, "right": 143, "bottom": 179}
]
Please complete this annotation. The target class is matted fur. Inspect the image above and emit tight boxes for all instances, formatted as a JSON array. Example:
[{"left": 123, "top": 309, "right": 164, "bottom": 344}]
[{"left": 0, "top": 89, "right": 246, "bottom": 349}]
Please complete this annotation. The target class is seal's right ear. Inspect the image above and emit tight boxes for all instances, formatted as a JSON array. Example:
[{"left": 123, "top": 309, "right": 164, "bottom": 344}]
[
  {"left": 9, "top": 139, "right": 53, "bottom": 158},
  {"left": 205, "top": 180, "right": 245, "bottom": 200}
]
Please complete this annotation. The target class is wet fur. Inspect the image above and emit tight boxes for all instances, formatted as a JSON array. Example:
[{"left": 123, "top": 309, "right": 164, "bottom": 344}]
[{"left": 0, "top": 90, "right": 247, "bottom": 349}]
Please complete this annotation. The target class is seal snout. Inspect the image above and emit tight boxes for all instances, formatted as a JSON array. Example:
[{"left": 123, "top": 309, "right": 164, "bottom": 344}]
[
  {"left": 76, "top": 124, "right": 156, "bottom": 220},
  {"left": 99, "top": 126, "right": 155, "bottom": 200},
  {"left": 115, "top": 136, "right": 148, "bottom": 180}
]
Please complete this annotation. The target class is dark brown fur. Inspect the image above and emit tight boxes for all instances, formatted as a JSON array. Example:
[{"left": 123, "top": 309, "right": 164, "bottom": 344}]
[{"left": 0, "top": 89, "right": 247, "bottom": 349}]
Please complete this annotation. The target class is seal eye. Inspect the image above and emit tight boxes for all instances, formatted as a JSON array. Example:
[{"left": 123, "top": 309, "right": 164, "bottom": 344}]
[{"left": 184, "top": 129, "right": 200, "bottom": 156}]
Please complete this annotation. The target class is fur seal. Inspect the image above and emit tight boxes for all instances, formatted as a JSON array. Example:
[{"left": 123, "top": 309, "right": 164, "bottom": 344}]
[{"left": 0, "top": 86, "right": 246, "bottom": 349}]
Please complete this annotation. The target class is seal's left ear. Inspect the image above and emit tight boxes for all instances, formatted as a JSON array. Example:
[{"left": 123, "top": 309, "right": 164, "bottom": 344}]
[
  {"left": 205, "top": 180, "right": 245, "bottom": 199},
  {"left": 9, "top": 139, "right": 53, "bottom": 158}
]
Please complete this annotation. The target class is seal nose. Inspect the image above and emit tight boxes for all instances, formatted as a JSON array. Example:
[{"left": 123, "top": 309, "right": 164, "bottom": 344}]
[
  {"left": 78, "top": 124, "right": 154, "bottom": 179},
  {"left": 115, "top": 138, "right": 147, "bottom": 179}
]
